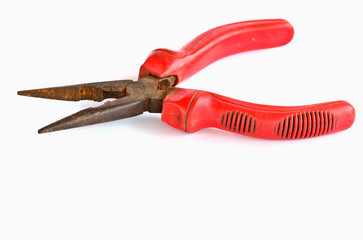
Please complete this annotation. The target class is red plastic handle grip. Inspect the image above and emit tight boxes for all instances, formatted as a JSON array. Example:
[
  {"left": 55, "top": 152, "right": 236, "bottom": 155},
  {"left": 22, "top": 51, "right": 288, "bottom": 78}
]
[
  {"left": 161, "top": 88, "right": 355, "bottom": 139},
  {"left": 139, "top": 19, "right": 294, "bottom": 85}
]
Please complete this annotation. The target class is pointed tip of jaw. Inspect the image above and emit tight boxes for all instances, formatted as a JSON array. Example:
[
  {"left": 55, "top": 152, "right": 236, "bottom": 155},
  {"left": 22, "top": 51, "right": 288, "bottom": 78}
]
[
  {"left": 38, "top": 122, "right": 65, "bottom": 134},
  {"left": 38, "top": 123, "right": 58, "bottom": 133},
  {"left": 17, "top": 89, "right": 49, "bottom": 99},
  {"left": 38, "top": 128, "right": 51, "bottom": 134},
  {"left": 17, "top": 90, "right": 29, "bottom": 96}
]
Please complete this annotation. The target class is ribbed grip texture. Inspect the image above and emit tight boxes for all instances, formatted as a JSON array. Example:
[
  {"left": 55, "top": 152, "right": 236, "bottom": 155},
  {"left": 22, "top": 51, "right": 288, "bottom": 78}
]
[
  {"left": 221, "top": 111, "right": 257, "bottom": 135},
  {"left": 276, "top": 111, "right": 334, "bottom": 139}
]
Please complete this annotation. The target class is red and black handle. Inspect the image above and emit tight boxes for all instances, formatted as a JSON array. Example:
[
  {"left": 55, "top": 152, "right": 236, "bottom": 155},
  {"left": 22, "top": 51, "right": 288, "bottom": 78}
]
[
  {"left": 161, "top": 88, "right": 355, "bottom": 139},
  {"left": 139, "top": 19, "right": 355, "bottom": 138}
]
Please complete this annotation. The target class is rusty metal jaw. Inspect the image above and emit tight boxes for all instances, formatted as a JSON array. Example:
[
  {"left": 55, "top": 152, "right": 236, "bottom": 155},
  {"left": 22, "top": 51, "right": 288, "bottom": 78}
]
[
  {"left": 17, "top": 80, "right": 133, "bottom": 102},
  {"left": 126, "top": 75, "right": 176, "bottom": 113},
  {"left": 18, "top": 75, "right": 176, "bottom": 133},
  {"left": 37, "top": 95, "right": 146, "bottom": 134}
]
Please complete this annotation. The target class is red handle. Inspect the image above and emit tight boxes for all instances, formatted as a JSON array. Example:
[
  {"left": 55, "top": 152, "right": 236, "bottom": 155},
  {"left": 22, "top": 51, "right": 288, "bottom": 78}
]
[
  {"left": 161, "top": 88, "right": 355, "bottom": 139},
  {"left": 139, "top": 19, "right": 294, "bottom": 85}
]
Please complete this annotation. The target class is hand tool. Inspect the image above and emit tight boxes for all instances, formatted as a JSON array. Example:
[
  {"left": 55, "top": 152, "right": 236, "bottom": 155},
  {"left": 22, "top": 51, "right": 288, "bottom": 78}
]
[{"left": 18, "top": 19, "right": 355, "bottom": 139}]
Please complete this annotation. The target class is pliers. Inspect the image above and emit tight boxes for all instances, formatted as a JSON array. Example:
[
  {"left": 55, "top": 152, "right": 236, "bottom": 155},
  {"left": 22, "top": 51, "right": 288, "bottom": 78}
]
[{"left": 18, "top": 19, "right": 355, "bottom": 139}]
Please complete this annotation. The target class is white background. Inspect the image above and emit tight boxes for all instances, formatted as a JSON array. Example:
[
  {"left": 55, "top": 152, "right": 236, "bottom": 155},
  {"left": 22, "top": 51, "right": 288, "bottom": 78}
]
[{"left": 1, "top": 0, "right": 362, "bottom": 239}]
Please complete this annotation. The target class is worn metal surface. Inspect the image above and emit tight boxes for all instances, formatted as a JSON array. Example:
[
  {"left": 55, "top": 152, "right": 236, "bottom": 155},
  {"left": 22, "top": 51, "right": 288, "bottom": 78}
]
[{"left": 18, "top": 75, "right": 176, "bottom": 133}]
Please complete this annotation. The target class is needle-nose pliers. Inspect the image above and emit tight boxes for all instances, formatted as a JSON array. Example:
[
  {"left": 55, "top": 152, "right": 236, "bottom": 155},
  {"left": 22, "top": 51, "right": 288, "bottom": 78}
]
[{"left": 18, "top": 19, "right": 355, "bottom": 139}]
